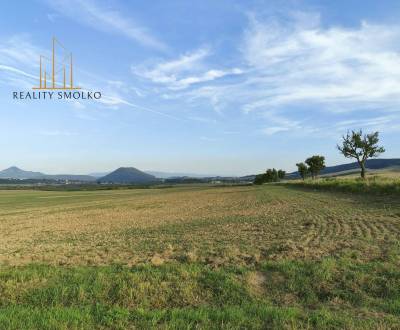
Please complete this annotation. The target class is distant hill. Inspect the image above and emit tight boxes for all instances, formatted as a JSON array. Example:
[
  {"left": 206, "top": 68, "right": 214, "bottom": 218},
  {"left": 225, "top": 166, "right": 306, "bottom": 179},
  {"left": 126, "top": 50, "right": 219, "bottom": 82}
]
[
  {"left": 0, "top": 166, "right": 96, "bottom": 182},
  {"left": 98, "top": 167, "right": 158, "bottom": 184},
  {"left": 287, "top": 158, "right": 400, "bottom": 179},
  {"left": 0, "top": 166, "right": 46, "bottom": 179}
]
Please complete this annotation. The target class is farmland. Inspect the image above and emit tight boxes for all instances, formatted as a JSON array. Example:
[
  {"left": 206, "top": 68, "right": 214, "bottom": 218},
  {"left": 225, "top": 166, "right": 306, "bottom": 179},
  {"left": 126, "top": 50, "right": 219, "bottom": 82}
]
[{"left": 1, "top": 184, "right": 400, "bottom": 328}]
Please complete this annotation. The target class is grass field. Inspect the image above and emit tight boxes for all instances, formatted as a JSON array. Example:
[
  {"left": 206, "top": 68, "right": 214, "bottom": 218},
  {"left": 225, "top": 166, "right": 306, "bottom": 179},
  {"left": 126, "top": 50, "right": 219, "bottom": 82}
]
[
  {"left": 1, "top": 185, "right": 400, "bottom": 329},
  {"left": 286, "top": 175, "right": 400, "bottom": 195}
]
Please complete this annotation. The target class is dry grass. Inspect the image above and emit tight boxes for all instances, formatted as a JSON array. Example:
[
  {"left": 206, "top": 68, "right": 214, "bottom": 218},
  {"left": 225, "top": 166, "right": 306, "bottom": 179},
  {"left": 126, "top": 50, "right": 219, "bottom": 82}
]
[
  {"left": 1, "top": 185, "right": 399, "bottom": 266},
  {"left": 323, "top": 168, "right": 400, "bottom": 179},
  {"left": 1, "top": 185, "right": 400, "bottom": 328}
]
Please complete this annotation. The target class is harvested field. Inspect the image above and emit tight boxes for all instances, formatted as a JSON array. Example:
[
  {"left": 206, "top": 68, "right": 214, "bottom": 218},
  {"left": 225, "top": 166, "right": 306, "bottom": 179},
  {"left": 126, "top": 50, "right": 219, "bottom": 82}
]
[
  {"left": 1, "top": 185, "right": 399, "bottom": 266},
  {"left": 1, "top": 185, "right": 400, "bottom": 328}
]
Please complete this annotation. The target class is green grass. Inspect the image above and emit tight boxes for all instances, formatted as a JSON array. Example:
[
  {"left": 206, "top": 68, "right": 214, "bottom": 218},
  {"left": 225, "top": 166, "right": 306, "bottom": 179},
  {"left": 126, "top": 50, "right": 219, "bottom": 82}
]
[
  {"left": 285, "top": 176, "right": 400, "bottom": 195},
  {"left": 1, "top": 258, "right": 399, "bottom": 329}
]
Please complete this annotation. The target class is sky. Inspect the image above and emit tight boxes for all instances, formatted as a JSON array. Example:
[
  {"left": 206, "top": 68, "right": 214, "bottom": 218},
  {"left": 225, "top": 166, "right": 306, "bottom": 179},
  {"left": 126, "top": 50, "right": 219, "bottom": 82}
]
[{"left": 1, "top": 0, "right": 400, "bottom": 176}]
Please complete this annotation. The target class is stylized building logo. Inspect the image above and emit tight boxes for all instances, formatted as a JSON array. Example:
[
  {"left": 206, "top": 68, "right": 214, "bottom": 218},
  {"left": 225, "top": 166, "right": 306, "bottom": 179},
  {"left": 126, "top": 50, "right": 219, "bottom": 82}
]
[
  {"left": 33, "top": 37, "right": 81, "bottom": 90},
  {"left": 14, "top": 37, "right": 100, "bottom": 100}
]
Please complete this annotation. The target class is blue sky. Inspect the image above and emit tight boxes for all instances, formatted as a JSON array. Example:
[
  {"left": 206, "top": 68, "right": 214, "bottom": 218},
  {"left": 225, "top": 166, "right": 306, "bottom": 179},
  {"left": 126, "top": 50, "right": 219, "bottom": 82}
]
[{"left": 0, "top": 0, "right": 399, "bottom": 175}]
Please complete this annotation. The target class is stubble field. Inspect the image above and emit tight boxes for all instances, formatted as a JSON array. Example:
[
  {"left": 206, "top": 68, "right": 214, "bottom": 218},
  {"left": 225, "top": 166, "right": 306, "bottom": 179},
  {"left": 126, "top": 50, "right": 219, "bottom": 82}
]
[{"left": 0, "top": 185, "right": 400, "bottom": 329}]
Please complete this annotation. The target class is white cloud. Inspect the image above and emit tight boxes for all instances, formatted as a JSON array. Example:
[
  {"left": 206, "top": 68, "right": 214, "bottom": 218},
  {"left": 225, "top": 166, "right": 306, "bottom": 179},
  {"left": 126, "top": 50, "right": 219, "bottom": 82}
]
[
  {"left": 176, "top": 68, "right": 243, "bottom": 89},
  {"left": 241, "top": 16, "right": 400, "bottom": 109},
  {"left": 133, "top": 48, "right": 243, "bottom": 90},
  {"left": 155, "top": 48, "right": 209, "bottom": 74},
  {"left": 44, "top": 0, "right": 166, "bottom": 51},
  {"left": 0, "top": 36, "right": 44, "bottom": 88},
  {"left": 333, "top": 114, "right": 399, "bottom": 133},
  {"left": 178, "top": 13, "right": 400, "bottom": 134},
  {"left": 0, "top": 65, "right": 37, "bottom": 80},
  {"left": 0, "top": 35, "right": 44, "bottom": 69}
]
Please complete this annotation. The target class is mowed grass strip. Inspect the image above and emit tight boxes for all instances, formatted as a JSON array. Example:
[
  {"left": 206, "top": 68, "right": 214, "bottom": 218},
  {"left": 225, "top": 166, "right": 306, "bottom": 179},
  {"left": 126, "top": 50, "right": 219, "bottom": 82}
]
[{"left": 0, "top": 258, "right": 399, "bottom": 329}]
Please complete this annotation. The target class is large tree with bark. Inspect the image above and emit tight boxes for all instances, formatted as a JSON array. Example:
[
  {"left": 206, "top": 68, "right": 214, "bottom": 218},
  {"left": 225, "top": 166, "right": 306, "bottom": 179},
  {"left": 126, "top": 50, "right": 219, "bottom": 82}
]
[{"left": 337, "top": 130, "right": 385, "bottom": 179}]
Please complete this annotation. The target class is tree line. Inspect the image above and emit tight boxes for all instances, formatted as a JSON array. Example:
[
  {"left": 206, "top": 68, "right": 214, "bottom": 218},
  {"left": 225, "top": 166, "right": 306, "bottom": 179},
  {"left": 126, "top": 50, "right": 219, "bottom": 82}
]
[
  {"left": 254, "top": 130, "right": 385, "bottom": 184},
  {"left": 254, "top": 168, "right": 286, "bottom": 184},
  {"left": 297, "top": 130, "right": 385, "bottom": 180},
  {"left": 296, "top": 155, "right": 326, "bottom": 180}
]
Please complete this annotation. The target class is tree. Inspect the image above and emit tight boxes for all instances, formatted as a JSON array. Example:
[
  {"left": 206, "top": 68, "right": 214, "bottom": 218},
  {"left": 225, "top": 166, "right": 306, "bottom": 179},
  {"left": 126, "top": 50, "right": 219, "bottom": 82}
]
[
  {"left": 253, "top": 173, "right": 266, "bottom": 185},
  {"left": 305, "top": 155, "right": 325, "bottom": 179},
  {"left": 265, "top": 168, "right": 279, "bottom": 182},
  {"left": 253, "top": 168, "right": 286, "bottom": 184},
  {"left": 337, "top": 130, "right": 385, "bottom": 179},
  {"left": 296, "top": 162, "right": 308, "bottom": 180}
]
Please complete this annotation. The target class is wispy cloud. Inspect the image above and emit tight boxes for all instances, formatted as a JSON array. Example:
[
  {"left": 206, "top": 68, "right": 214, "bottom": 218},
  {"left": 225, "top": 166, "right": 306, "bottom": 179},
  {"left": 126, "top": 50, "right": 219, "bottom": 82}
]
[
  {"left": 133, "top": 48, "right": 243, "bottom": 90},
  {"left": 0, "top": 35, "right": 43, "bottom": 68},
  {"left": 97, "top": 94, "right": 184, "bottom": 121},
  {"left": 241, "top": 14, "right": 400, "bottom": 109},
  {"left": 0, "top": 36, "right": 43, "bottom": 88},
  {"left": 174, "top": 12, "right": 400, "bottom": 135},
  {"left": 0, "top": 65, "right": 36, "bottom": 80},
  {"left": 44, "top": 0, "right": 167, "bottom": 51}
]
